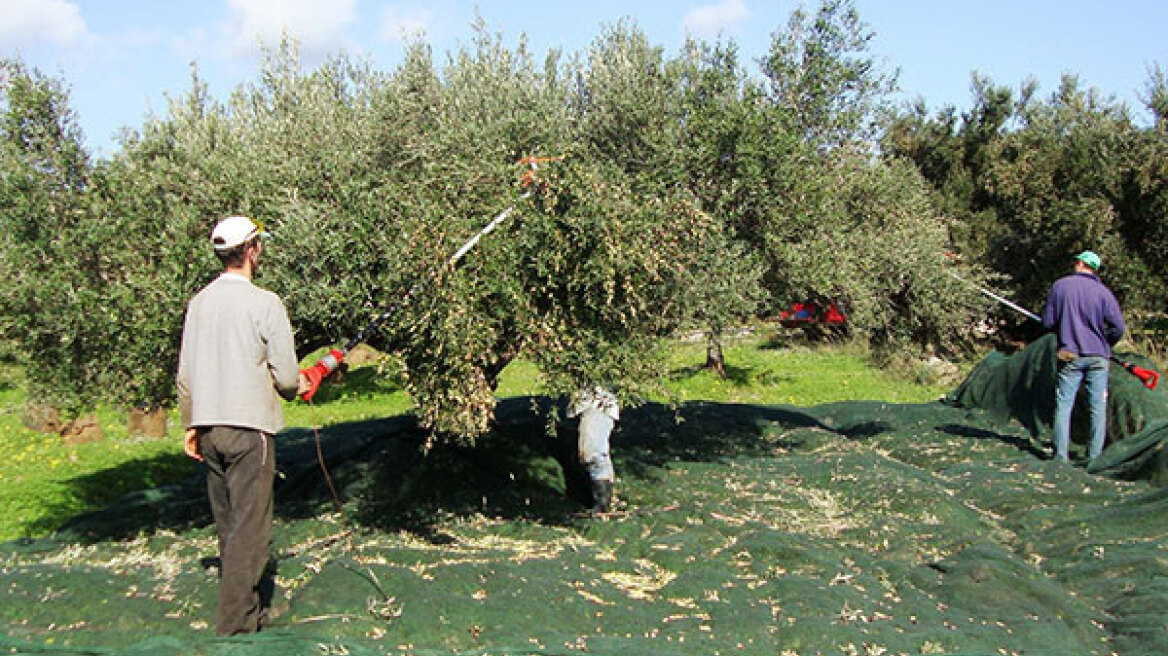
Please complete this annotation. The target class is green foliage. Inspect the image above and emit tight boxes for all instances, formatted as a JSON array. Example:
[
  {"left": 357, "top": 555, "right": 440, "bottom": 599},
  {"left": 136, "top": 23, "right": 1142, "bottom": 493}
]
[
  {"left": 762, "top": 0, "right": 898, "bottom": 148},
  {"left": 660, "top": 2, "right": 979, "bottom": 360},
  {"left": 573, "top": 20, "right": 673, "bottom": 178},
  {"left": 79, "top": 28, "right": 765, "bottom": 441},
  {"left": 513, "top": 163, "right": 727, "bottom": 400},
  {"left": 569, "top": 29, "right": 772, "bottom": 372},
  {"left": 768, "top": 152, "right": 988, "bottom": 355},
  {"left": 885, "top": 71, "right": 1168, "bottom": 318},
  {"left": 9, "top": 2, "right": 1118, "bottom": 441},
  {"left": 1140, "top": 62, "right": 1168, "bottom": 129},
  {"left": 980, "top": 77, "right": 1133, "bottom": 298},
  {"left": 0, "top": 59, "right": 98, "bottom": 415}
]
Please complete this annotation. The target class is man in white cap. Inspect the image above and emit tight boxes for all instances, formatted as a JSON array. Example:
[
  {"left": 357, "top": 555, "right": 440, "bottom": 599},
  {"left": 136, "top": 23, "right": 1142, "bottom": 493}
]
[
  {"left": 1041, "top": 250, "right": 1125, "bottom": 462},
  {"left": 177, "top": 215, "right": 309, "bottom": 635},
  {"left": 567, "top": 387, "right": 620, "bottom": 513}
]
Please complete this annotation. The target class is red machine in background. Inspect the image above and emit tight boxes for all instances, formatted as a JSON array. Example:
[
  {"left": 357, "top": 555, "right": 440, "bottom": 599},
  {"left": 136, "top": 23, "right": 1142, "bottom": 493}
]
[{"left": 778, "top": 302, "right": 847, "bottom": 327}]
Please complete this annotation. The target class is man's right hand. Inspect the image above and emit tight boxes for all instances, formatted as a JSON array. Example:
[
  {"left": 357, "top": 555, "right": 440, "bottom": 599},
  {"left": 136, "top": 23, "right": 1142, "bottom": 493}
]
[
  {"left": 183, "top": 428, "right": 203, "bottom": 462},
  {"left": 297, "top": 372, "right": 313, "bottom": 398}
]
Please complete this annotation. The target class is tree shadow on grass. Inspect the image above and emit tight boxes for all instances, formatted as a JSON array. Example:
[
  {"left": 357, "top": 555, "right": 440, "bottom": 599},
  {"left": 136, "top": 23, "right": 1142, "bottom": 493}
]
[
  {"left": 618, "top": 399, "right": 824, "bottom": 463},
  {"left": 45, "top": 415, "right": 418, "bottom": 544},
  {"left": 835, "top": 420, "right": 893, "bottom": 439},
  {"left": 669, "top": 362, "right": 755, "bottom": 386},
  {"left": 348, "top": 397, "right": 833, "bottom": 540},
  {"left": 758, "top": 327, "right": 847, "bottom": 350},
  {"left": 48, "top": 398, "right": 1063, "bottom": 543},
  {"left": 25, "top": 451, "right": 198, "bottom": 539},
  {"left": 43, "top": 396, "right": 830, "bottom": 545},
  {"left": 39, "top": 397, "right": 1054, "bottom": 547}
]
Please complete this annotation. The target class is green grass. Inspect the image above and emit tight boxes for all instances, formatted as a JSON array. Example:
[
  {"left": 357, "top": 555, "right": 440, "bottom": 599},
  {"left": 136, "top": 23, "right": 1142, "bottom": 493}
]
[
  {"left": 0, "top": 385, "right": 191, "bottom": 541},
  {"left": 0, "top": 329, "right": 953, "bottom": 542},
  {"left": 659, "top": 334, "right": 952, "bottom": 404},
  {"left": 497, "top": 332, "right": 954, "bottom": 405}
]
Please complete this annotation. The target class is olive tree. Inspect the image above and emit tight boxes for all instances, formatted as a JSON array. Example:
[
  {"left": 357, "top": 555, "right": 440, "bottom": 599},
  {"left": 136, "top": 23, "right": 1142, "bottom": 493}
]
[
  {"left": 883, "top": 71, "right": 1168, "bottom": 318},
  {"left": 975, "top": 75, "right": 1154, "bottom": 309},
  {"left": 197, "top": 31, "right": 746, "bottom": 440},
  {"left": 762, "top": 0, "right": 898, "bottom": 149},
  {"left": 662, "top": 38, "right": 771, "bottom": 372},
  {"left": 0, "top": 60, "right": 100, "bottom": 415},
  {"left": 84, "top": 68, "right": 244, "bottom": 412},
  {"left": 569, "top": 26, "right": 770, "bottom": 375},
  {"left": 770, "top": 153, "right": 988, "bottom": 355},
  {"left": 3, "top": 4, "right": 1019, "bottom": 438}
]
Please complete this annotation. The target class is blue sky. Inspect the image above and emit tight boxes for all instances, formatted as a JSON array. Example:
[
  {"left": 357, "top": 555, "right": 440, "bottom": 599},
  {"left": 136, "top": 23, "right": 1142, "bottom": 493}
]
[{"left": 2, "top": 0, "right": 1165, "bottom": 157}]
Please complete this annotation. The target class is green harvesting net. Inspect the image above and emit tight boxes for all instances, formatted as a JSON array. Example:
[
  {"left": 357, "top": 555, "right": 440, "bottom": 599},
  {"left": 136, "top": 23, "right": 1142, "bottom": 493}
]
[
  {"left": 2, "top": 336, "right": 1166, "bottom": 655},
  {"left": 948, "top": 333, "right": 1168, "bottom": 483}
]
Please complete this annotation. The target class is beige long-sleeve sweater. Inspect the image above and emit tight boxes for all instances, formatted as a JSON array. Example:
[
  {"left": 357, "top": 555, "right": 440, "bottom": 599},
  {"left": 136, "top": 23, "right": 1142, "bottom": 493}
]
[{"left": 177, "top": 273, "right": 300, "bottom": 434}]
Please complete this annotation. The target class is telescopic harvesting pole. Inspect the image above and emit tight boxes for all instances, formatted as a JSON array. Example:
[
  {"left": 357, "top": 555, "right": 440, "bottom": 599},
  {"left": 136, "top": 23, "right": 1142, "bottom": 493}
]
[
  {"left": 945, "top": 267, "right": 1159, "bottom": 390},
  {"left": 299, "top": 155, "right": 560, "bottom": 402},
  {"left": 947, "top": 271, "right": 1042, "bottom": 323}
]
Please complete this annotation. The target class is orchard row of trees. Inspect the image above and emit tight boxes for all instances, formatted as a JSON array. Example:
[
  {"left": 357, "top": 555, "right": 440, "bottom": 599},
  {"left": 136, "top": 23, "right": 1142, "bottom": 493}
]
[
  {"left": 885, "top": 71, "right": 1168, "bottom": 315},
  {"left": 1, "top": 0, "right": 1163, "bottom": 439}
]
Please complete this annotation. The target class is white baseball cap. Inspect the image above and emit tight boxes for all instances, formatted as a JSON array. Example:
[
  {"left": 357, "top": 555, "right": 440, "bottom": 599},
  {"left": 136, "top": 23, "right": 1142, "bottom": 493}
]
[{"left": 210, "top": 216, "right": 266, "bottom": 251}]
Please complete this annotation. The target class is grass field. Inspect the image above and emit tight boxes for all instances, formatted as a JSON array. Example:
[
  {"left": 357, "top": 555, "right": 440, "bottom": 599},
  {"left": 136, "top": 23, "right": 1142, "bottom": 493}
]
[{"left": 0, "top": 329, "right": 954, "bottom": 542}]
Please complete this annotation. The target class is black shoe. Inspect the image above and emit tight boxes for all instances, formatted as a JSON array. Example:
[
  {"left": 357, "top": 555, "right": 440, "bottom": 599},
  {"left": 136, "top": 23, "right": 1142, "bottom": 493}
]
[{"left": 590, "top": 479, "right": 613, "bottom": 514}]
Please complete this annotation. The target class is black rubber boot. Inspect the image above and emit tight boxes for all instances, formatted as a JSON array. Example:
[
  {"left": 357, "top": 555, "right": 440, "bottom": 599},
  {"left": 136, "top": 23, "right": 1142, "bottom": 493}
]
[{"left": 590, "top": 479, "right": 613, "bottom": 514}]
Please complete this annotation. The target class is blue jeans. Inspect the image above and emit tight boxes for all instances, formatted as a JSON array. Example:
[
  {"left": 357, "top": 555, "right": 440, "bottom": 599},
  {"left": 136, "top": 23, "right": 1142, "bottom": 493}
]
[{"left": 1053, "top": 356, "right": 1109, "bottom": 461}]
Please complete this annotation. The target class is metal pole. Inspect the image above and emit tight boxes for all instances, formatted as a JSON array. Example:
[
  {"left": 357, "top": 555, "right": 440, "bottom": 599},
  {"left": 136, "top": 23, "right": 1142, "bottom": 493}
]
[{"left": 946, "top": 271, "right": 1041, "bottom": 323}]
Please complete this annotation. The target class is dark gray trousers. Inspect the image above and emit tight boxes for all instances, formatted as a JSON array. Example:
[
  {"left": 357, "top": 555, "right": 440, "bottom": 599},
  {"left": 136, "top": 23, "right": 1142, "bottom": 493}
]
[{"left": 200, "top": 426, "right": 274, "bottom": 636}]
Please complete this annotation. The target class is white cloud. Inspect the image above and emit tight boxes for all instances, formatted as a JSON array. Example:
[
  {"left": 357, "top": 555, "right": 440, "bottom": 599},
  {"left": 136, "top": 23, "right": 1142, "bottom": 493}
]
[
  {"left": 683, "top": 0, "right": 750, "bottom": 39},
  {"left": 0, "top": 0, "right": 89, "bottom": 49},
  {"left": 379, "top": 5, "right": 433, "bottom": 45},
  {"left": 222, "top": 0, "right": 357, "bottom": 59}
]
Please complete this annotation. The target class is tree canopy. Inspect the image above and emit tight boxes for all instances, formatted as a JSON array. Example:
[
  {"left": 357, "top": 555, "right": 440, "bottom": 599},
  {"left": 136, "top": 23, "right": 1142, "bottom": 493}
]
[{"left": 4, "top": 0, "right": 1163, "bottom": 441}]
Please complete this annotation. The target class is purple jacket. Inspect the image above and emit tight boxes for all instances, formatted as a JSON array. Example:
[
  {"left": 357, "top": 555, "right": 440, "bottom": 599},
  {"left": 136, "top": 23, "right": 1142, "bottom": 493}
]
[{"left": 1041, "top": 272, "right": 1125, "bottom": 358}]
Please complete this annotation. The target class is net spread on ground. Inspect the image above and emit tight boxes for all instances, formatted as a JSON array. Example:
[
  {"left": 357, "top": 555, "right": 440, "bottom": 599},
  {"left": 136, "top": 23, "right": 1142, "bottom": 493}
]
[{"left": 2, "top": 334, "right": 1166, "bottom": 655}]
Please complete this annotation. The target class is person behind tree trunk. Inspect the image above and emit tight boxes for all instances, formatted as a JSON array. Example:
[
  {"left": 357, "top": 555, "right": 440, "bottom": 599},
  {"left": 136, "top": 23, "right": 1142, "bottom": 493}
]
[
  {"left": 567, "top": 387, "right": 620, "bottom": 513},
  {"left": 176, "top": 215, "right": 310, "bottom": 635},
  {"left": 1040, "top": 250, "right": 1125, "bottom": 463}
]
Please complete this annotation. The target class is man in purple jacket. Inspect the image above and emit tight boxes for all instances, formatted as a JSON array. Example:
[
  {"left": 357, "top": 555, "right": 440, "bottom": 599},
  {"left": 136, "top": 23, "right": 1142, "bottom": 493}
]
[{"left": 1041, "top": 250, "right": 1126, "bottom": 462}]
